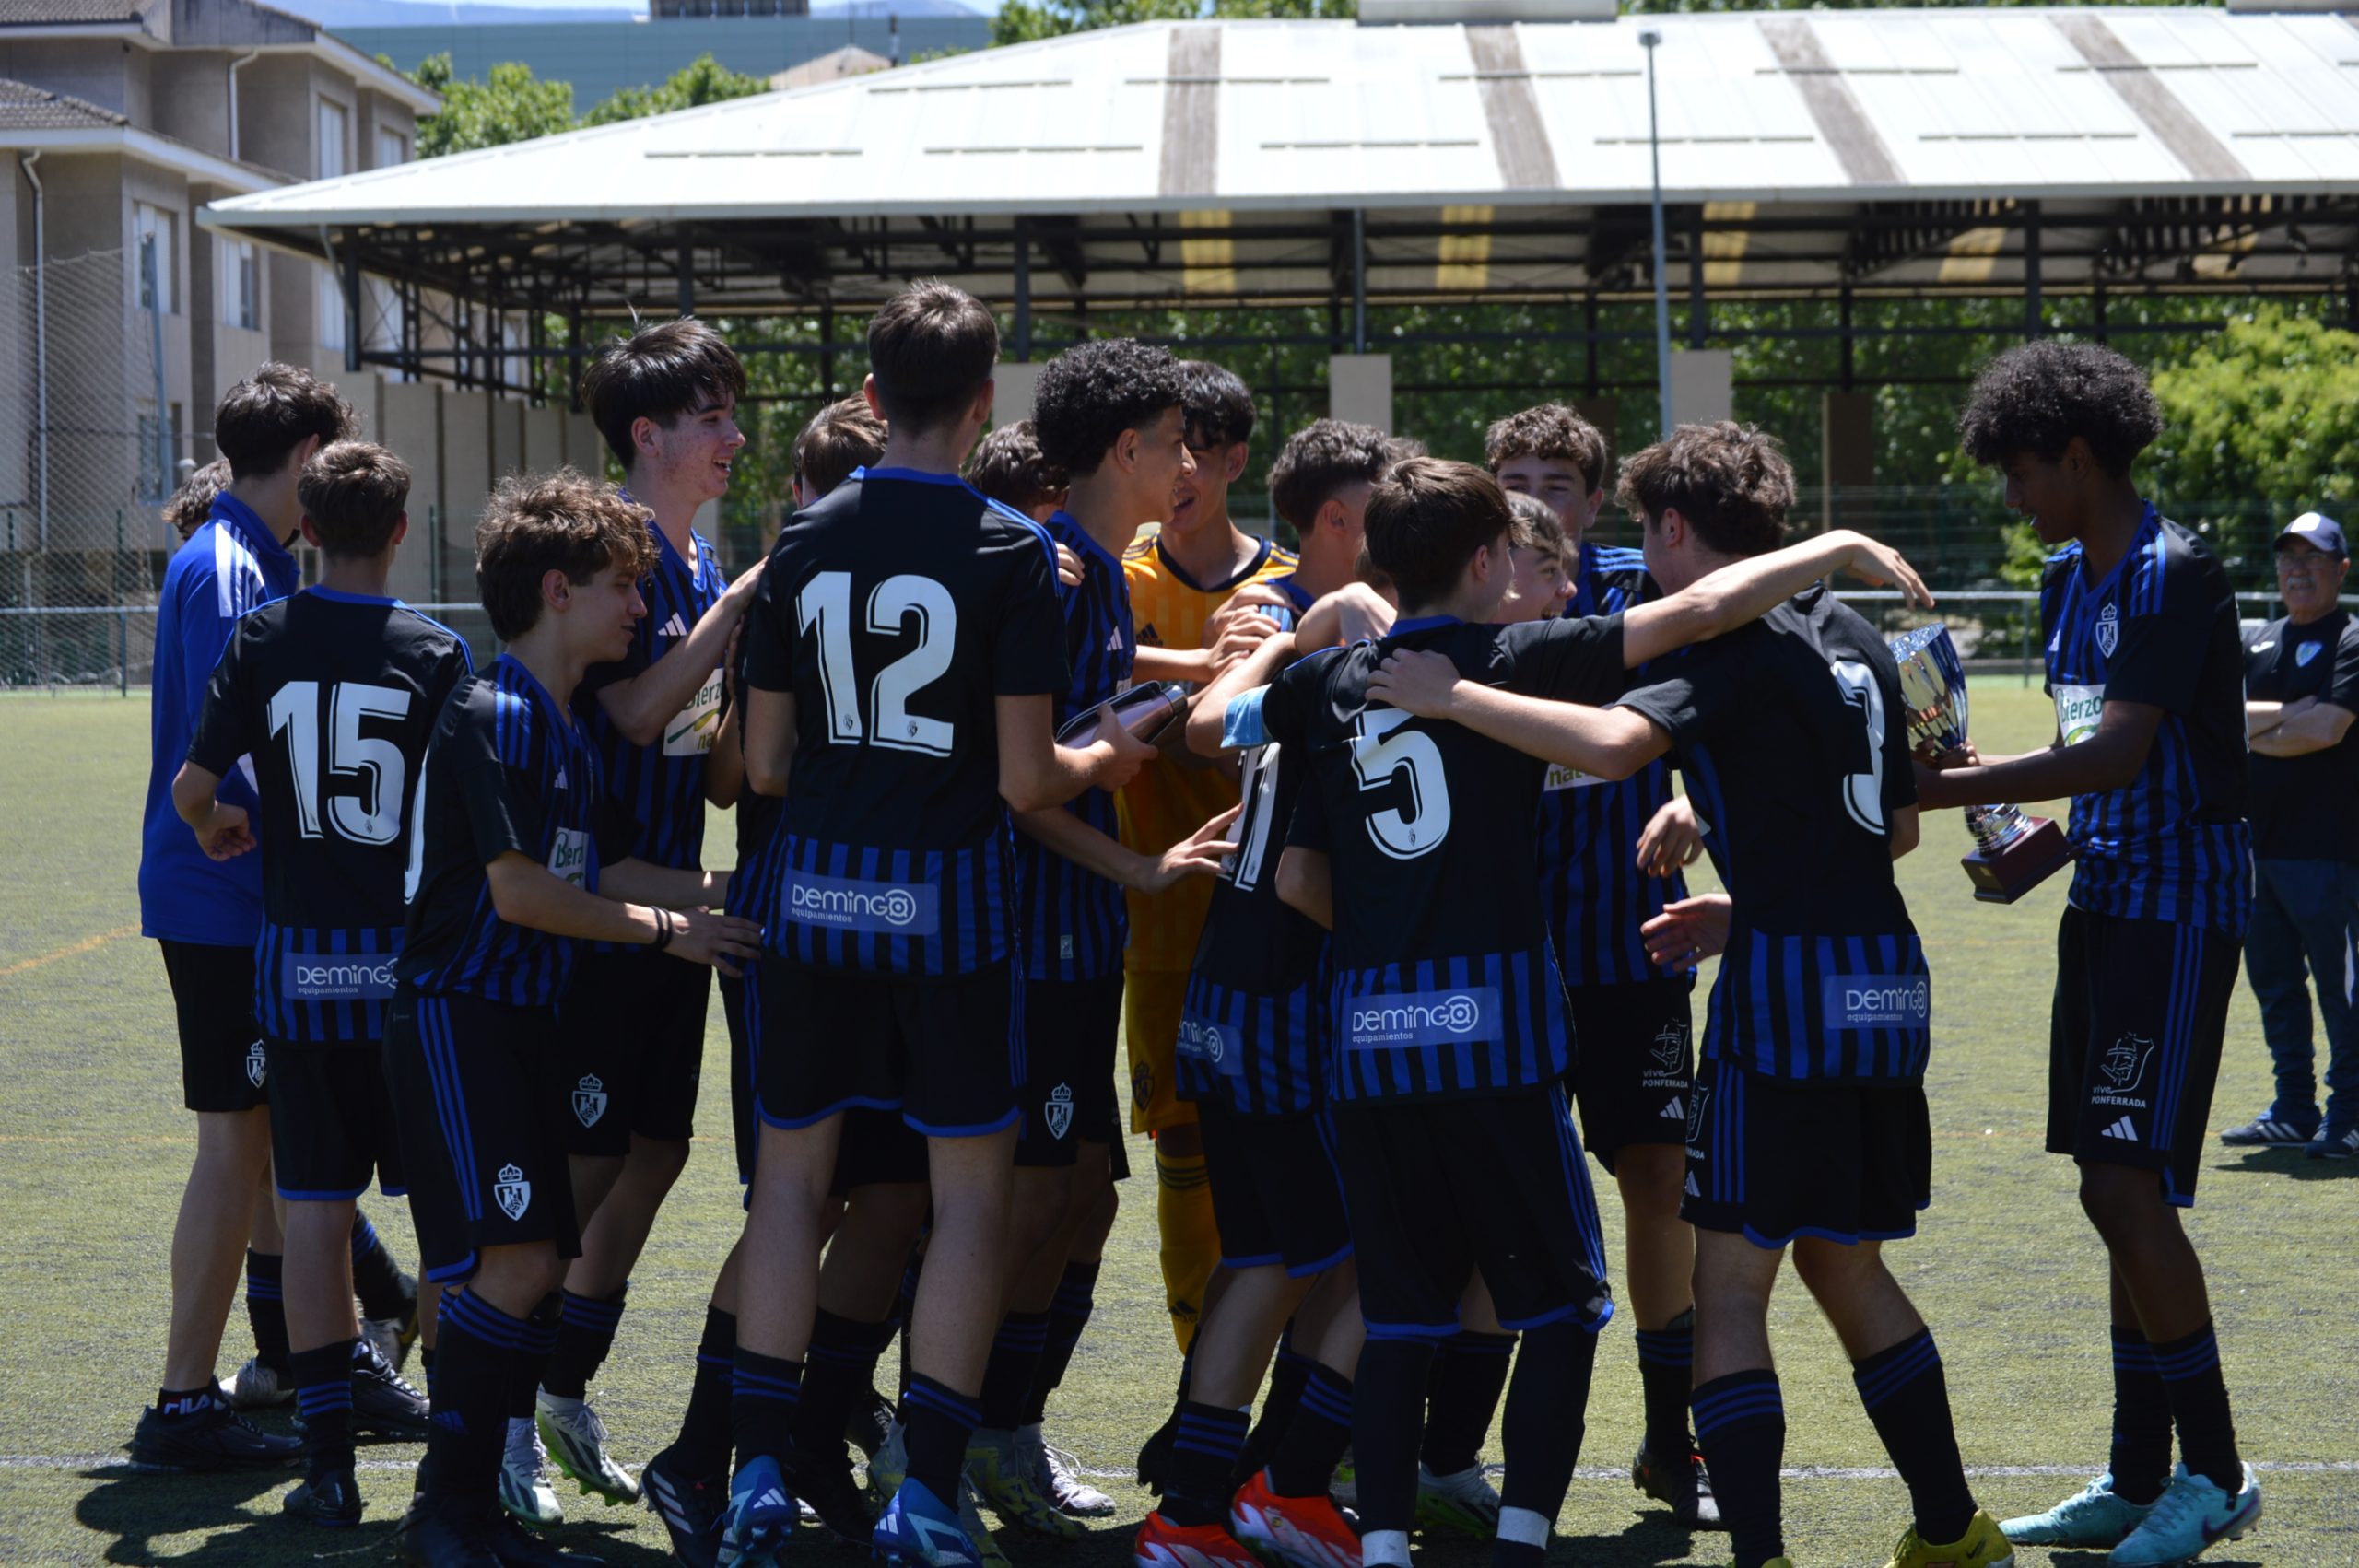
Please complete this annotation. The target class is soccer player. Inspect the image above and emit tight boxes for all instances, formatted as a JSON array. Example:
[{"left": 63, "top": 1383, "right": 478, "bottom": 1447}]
[
  {"left": 2224, "top": 511, "right": 2359, "bottom": 1160},
  {"left": 130, "top": 364, "right": 353, "bottom": 1471},
  {"left": 1498, "top": 404, "right": 1717, "bottom": 1527},
  {"left": 1248, "top": 453, "right": 1930, "bottom": 1568},
  {"left": 525, "top": 320, "right": 766, "bottom": 1515},
  {"left": 968, "top": 419, "right": 1067, "bottom": 525},
  {"left": 722, "top": 283, "right": 1152, "bottom": 1568},
  {"left": 384, "top": 468, "right": 760, "bottom": 1568},
  {"left": 1361, "top": 427, "right": 2004, "bottom": 1568},
  {"left": 170, "top": 440, "right": 455, "bottom": 1522},
  {"left": 165, "top": 458, "right": 229, "bottom": 543},
  {"left": 1920, "top": 344, "right": 2263, "bottom": 1564},
  {"left": 1120, "top": 360, "right": 1299, "bottom": 1348}
]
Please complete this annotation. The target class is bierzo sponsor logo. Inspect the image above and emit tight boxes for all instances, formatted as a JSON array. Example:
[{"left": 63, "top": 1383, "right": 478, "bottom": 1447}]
[
  {"left": 787, "top": 872, "right": 941, "bottom": 937},
  {"left": 1822, "top": 973, "right": 1931, "bottom": 1030},
  {"left": 282, "top": 954, "right": 397, "bottom": 1000},
  {"left": 1345, "top": 987, "right": 1501, "bottom": 1049}
]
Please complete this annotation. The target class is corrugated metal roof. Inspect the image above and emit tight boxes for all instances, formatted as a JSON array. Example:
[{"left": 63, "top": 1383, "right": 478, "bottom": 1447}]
[
  {"left": 0, "top": 74, "right": 127, "bottom": 127},
  {"left": 208, "top": 7, "right": 2359, "bottom": 229},
  {"left": 0, "top": 0, "right": 143, "bottom": 24}
]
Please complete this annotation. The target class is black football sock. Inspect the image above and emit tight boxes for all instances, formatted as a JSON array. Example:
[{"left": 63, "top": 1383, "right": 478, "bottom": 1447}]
[
  {"left": 1851, "top": 1329, "right": 1977, "bottom": 1545},
  {"left": 348, "top": 1210, "right": 412, "bottom": 1323},
  {"left": 675, "top": 1305, "right": 737, "bottom": 1475},
  {"left": 2108, "top": 1326, "right": 2174, "bottom": 1505},
  {"left": 1268, "top": 1361, "right": 1355, "bottom": 1499},
  {"left": 1022, "top": 1259, "right": 1100, "bottom": 1427},
  {"left": 2154, "top": 1322, "right": 2242, "bottom": 1493},
  {"left": 792, "top": 1307, "right": 895, "bottom": 1457},
  {"left": 541, "top": 1282, "right": 627, "bottom": 1401},
  {"left": 1422, "top": 1329, "right": 1514, "bottom": 1477},
  {"left": 291, "top": 1340, "right": 358, "bottom": 1477},
  {"left": 245, "top": 1249, "right": 290, "bottom": 1375},
  {"left": 1350, "top": 1338, "right": 1436, "bottom": 1537},
  {"left": 513, "top": 1294, "right": 560, "bottom": 1424},
  {"left": 900, "top": 1373, "right": 982, "bottom": 1503},
  {"left": 1497, "top": 1321, "right": 1596, "bottom": 1542},
  {"left": 979, "top": 1311, "right": 1050, "bottom": 1431},
  {"left": 1635, "top": 1311, "right": 1697, "bottom": 1454},
  {"left": 1237, "top": 1330, "right": 1311, "bottom": 1484},
  {"left": 1163, "top": 1401, "right": 1251, "bottom": 1527},
  {"left": 419, "top": 1343, "right": 437, "bottom": 1392},
  {"left": 1692, "top": 1369, "right": 1786, "bottom": 1568},
  {"left": 422, "top": 1289, "right": 525, "bottom": 1505},
  {"left": 731, "top": 1349, "right": 803, "bottom": 1472},
  {"left": 891, "top": 1246, "right": 924, "bottom": 1398}
]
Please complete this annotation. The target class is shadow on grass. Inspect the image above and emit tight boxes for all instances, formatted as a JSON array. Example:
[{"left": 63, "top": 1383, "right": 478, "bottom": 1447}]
[{"left": 2219, "top": 1149, "right": 2359, "bottom": 1181}]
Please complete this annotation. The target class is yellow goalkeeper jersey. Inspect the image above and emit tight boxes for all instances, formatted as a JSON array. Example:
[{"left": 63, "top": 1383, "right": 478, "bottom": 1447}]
[{"left": 1118, "top": 527, "right": 1300, "bottom": 972}]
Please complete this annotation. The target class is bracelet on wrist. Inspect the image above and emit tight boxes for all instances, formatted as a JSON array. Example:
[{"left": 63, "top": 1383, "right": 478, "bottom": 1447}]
[{"left": 649, "top": 907, "right": 675, "bottom": 953}]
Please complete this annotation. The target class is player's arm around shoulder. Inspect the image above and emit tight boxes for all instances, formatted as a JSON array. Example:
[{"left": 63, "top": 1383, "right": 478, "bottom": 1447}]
[
  {"left": 1622, "top": 530, "right": 1931, "bottom": 668},
  {"left": 591, "top": 557, "right": 763, "bottom": 749},
  {"left": 1364, "top": 636, "right": 1671, "bottom": 783}
]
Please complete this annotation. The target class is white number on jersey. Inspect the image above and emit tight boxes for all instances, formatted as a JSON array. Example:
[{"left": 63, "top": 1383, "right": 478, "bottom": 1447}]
[
  {"left": 798, "top": 570, "right": 958, "bottom": 755},
  {"left": 1228, "top": 741, "right": 1284, "bottom": 891},
  {"left": 1351, "top": 708, "right": 1451, "bottom": 860},
  {"left": 1829, "top": 659, "right": 1887, "bottom": 836},
  {"left": 267, "top": 680, "right": 414, "bottom": 846}
]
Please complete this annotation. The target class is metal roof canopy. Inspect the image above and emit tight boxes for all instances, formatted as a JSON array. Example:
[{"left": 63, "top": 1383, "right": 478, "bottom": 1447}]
[{"left": 199, "top": 6, "right": 2359, "bottom": 392}]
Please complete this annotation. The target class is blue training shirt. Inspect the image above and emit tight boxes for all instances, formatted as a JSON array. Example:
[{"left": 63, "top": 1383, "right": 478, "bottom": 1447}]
[
  {"left": 1015, "top": 510, "right": 1136, "bottom": 982},
  {"left": 139, "top": 493, "right": 300, "bottom": 945}
]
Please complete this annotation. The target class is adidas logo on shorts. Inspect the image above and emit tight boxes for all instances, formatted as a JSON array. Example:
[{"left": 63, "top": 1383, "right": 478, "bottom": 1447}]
[{"left": 2101, "top": 1116, "right": 2139, "bottom": 1141}]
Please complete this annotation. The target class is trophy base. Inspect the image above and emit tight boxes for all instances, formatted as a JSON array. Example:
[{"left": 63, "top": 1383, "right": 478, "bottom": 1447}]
[{"left": 1963, "top": 816, "right": 2071, "bottom": 905}]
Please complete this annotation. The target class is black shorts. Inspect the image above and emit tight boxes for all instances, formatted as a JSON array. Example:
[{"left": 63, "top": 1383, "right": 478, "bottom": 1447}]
[
  {"left": 1015, "top": 974, "right": 1124, "bottom": 1169},
  {"left": 721, "top": 968, "right": 757, "bottom": 1188},
  {"left": 384, "top": 988, "right": 582, "bottom": 1284},
  {"left": 158, "top": 940, "right": 268, "bottom": 1114},
  {"left": 831, "top": 1106, "right": 931, "bottom": 1194},
  {"left": 267, "top": 1042, "right": 405, "bottom": 1201},
  {"left": 754, "top": 957, "right": 1019, "bottom": 1138},
  {"left": 1199, "top": 1099, "right": 1351, "bottom": 1277},
  {"left": 1567, "top": 977, "right": 1696, "bottom": 1170},
  {"left": 2048, "top": 907, "right": 2240, "bottom": 1208},
  {"left": 1332, "top": 1084, "right": 1614, "bottom": 1340},
  {"left": 557, "top": 949, "right": 711, "bottom": 1154},
  {"left": 1683, "top": 1055, "right": 1931, "bottom": 1247}
]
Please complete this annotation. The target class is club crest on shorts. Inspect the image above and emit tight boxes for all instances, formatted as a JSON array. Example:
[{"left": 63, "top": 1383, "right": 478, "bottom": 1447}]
[
  {"left": 1045, "top": 1082, "right": 1074, "bottom": 1141},
  {"left": 2100, "top": 1033, "right": 2156, "bottom": 1096},
  {"left": 494, "top": 1163, "right": 532, "bottom": 1222},
  {"left": 244, "top": 1040, "right": 267, "bottom": 1089},
  {"left": 1651, "top": 1023, "right": 1690, "bottom": 1073},
  {"left": 572, "top": 1073, "right": 608, "bottom": 1128},
  {"left": 2095, "top": 601, "right": 2120, "bottom": 660}
]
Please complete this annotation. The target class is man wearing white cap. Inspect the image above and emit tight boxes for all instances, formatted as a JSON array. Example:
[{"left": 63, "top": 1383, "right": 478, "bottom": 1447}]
[{"left": 2226, "top": 511, "right": 2359, "bottom": 1159}]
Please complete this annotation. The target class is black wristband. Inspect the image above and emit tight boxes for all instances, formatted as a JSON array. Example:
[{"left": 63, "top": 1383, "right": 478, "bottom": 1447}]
[{"left": 649, "top": 908, "right": 675, "bottom": 953}]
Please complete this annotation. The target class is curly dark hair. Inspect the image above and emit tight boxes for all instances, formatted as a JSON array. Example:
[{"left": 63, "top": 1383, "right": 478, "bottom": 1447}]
[
  {"left": 475, "top": 468, "right": 653, "bottom": 642},
  {"left": 1179, "top": 359, "right": 1256, "bottom": 451},
  {"left": 1266, "top": 418, "right": 1402, "bottom": 532},
  {"left": 1032, "top": 339, "right": 1187, "bottom": 477},
  {"left": 213, "top": 363, "right": 356, "bottom": 481},
  {"left": 966, "top": 420, "right": 1066, "bottom": 515},
  {"left": 1616, "top": 422, "right": 1794, "bottom": 557},
  {"left": 1485, "top": 403, "right": 1610, "bottom": 495},
  {"left": 164, "top": 458, "right": 229, "bottom": 543},
  {"left": 1958, "top": 341, "right": 2161, "bottom": 478}
]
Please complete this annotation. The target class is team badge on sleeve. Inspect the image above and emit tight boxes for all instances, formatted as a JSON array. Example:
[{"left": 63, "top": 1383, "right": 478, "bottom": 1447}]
[{"left": 494, "top": 1163, "right": 533, "bottom": 1222}]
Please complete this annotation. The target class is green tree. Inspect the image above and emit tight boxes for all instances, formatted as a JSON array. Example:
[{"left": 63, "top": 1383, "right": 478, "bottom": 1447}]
[
  {"left": 412, "top": 55, "right": 577, "bottom": 158},
  {"left": 583, "top": 53, "right": 769, "bottom": 127}
]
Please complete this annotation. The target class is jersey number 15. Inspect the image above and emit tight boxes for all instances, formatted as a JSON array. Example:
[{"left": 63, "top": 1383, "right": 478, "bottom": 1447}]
[{"left": 268, "top": 680, "right": 413, "bottom": 845}]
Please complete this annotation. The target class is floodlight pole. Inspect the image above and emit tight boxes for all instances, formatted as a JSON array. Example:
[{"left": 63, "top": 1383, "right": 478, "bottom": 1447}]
[{"left": 1640, "top": 27, "right": 1673, "bottom": 439}]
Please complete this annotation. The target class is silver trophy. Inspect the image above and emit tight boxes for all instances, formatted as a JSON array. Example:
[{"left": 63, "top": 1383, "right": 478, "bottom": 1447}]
[{"left": 1887, "top": 625, "right": 2070, "bottom": 904}]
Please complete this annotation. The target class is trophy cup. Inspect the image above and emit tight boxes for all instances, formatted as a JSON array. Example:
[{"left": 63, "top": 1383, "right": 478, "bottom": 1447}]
[{"left": 1887, "top": 625, "right": 2071, "bottom": 905}]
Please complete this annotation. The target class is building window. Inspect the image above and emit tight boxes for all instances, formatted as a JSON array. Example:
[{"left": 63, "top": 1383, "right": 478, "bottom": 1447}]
[
  {"left": 226, "top": 239, "right": 259, "bottom": 331},
  {"left": 320, "top": 264, "right": 347, "bottom": 354},
  {"left": 317, "top": 99, "right": 348, "bottom": 180},
  {"left": 375, "top": 127, "right": 407, "bottom": 169},
  {"left": 133, "top": 202, "right": 176, "bottom": 315}
]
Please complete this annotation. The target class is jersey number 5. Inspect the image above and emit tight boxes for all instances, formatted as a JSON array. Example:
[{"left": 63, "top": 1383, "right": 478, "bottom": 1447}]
[
  {"left": 1828, "top": 659, "right": 1887, "bottom": 836},
  {"left": 799, "top": 571, "right": 957, "bottom": 755},
  {"left": 268, "top": 680, "right": 413, "bottom": 845},
  {"left": 1351, "top": 708, "right": 1450, "bottom": 860}
]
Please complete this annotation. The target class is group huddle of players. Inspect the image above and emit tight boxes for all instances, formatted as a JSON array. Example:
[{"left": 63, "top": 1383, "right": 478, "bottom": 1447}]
[{"left": 129, "top": 279, "right": 2268, "bottom": 1568}]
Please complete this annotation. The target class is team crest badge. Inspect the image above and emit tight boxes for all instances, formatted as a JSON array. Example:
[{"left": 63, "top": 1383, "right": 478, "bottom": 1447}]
[
  {"left": 1651, "top": 1024, "right": 1690, "bottom": 1073},
  {"left": 1684, "top": 1084, "right": 1710, "bottom": 1146},
  {"left": 1045, "top": 1083, "right": 1074, "bottom": 1141},
  {"left": 2100, "top": 1034, "right": 2155, "bottom": 1095},
  {"left": 2095, "top": 602, "right": 2120, "bottom": 660},
  {"left": 244, "top": 1040, "right": 267, "bottom": 1089},
  {"left": 2297, "top": 641, "right": 2323, "bottom": 669},
  {"left": 494, "top": 1164, "right": 532, "bottom": 1222},
  {"left": 572, "top": 1074, "right": 608, "bottom": 1128}
]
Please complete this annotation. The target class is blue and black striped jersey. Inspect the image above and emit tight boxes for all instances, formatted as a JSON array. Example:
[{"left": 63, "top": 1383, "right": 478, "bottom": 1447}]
[
  {"left": 398, "top": 655, "right": 633, "bottom": 1006},
  {"left": 185, "top": 589, "right": 473, "bottom": 1044},
  {"left": 2041, "top": 507, "right": 2251, "bottom": 935},
  {"left": 1618, "top": 589, "right": 1930, "bottom": 1083},
  {"left": 1015, "top": 511, "right": 1135, "bottom": 982},
  {"left": 742, "top": 468, "right": 1070, "bottom": 978},
  {"left": 1542, "top": 544, "right": 1689, "bottom": 988},
  {"left": 1253, "top": 614, "right": 1628, "bottom": 1102},
  {"left": 580, "top": 520, "right": 728, "bottom": 871}
]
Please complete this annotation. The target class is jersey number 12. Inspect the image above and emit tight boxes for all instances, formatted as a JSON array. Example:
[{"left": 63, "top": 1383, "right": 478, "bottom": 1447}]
[
  {"left": 799, "top": 571, "right": 957, "bottom": 755},
  {"left": 268, "top": 680, "right": 413, "bottom": 845}
]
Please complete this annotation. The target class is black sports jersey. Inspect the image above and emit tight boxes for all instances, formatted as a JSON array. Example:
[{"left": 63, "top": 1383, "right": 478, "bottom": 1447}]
[
  {"left": 2041, "top": 507, "right": 2251, "bottom": 934},
  {"left": 741, "top": 467, "right": 1069, "bottom": 978},
  {"left": 1543, "top": 544, "right": 1689, "bottom": 987},
  {"left": 1617, "top": 588, "right": 1929, "bottom": 1084},
  {"left": 1176, "top": 700, "right": 1333, "bottom": 1116},
  {"left": 1252, "top": 613, "right": 1626, "bottom": 1102},
  {"left": 399, "top": 654, "right": 633, "bottom": 1006},
  {"left": 2244, "top": 609, "right": 2359, "bottom": 861},
  {"left": 185, "top": 588, "right": 472, "bottom": 1044},
  {"left": 1015, "top": 510, "right": 1135, "bottom": 982}
]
